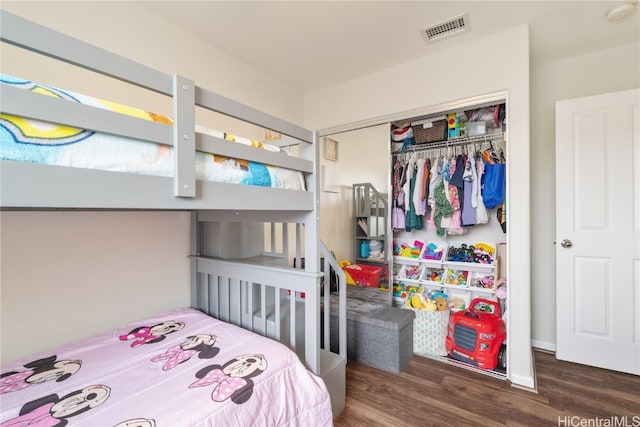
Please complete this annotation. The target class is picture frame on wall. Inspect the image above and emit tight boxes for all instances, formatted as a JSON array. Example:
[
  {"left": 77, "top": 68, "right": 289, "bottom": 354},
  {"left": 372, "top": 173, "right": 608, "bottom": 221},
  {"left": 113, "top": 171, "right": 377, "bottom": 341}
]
[{"left": 325, "top": 137, "right": 338, "bottom": 161}]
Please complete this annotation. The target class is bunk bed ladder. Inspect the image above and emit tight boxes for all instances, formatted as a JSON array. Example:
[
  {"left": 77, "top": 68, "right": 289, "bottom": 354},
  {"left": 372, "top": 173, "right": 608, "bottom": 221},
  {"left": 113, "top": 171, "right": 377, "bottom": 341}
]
[{"left": 319, "top": 241, "right": 347, "bottom": 418}]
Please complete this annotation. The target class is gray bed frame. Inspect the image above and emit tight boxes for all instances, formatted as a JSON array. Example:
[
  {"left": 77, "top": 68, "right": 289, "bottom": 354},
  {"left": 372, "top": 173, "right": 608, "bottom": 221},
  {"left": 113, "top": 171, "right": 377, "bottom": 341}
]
[{"left": 0, "top": 10, "right": 346, "bottom": 418}]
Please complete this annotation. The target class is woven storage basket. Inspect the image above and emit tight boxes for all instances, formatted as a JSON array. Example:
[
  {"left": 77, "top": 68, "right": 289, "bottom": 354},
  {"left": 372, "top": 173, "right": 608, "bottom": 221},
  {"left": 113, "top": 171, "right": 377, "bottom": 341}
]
[{"left": 412, "top": 119, "right": 448, "bottom": 144}]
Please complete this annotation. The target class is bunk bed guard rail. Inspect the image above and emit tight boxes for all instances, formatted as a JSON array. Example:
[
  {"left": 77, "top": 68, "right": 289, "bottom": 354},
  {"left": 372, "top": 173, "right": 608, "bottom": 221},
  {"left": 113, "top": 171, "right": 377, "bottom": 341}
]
[{"left": 0, "top": 10, "right": 315, "bottom": 200}]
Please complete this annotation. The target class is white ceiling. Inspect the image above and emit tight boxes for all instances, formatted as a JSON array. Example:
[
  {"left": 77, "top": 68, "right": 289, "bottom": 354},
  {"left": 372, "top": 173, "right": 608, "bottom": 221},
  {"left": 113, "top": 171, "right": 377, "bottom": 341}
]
[{"left": 139, "top": 1, "right": 639, "bottom": 93}]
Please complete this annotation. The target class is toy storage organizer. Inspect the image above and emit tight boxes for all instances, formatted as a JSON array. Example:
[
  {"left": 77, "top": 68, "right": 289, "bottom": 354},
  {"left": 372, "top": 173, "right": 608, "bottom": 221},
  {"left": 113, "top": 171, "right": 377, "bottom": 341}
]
[
  {"left": 393, "top": 240, "right": 499, "bottom": 310},
  {"left": 389, "top": 100, "right": 508, "bottom": 379}
]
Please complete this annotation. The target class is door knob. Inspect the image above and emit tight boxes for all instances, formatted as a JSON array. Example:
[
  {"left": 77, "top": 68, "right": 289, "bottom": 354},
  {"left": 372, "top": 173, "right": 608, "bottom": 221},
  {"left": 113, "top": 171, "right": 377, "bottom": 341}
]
[{"left": 560, "top": 239, "right": 573, "bottom": 248}]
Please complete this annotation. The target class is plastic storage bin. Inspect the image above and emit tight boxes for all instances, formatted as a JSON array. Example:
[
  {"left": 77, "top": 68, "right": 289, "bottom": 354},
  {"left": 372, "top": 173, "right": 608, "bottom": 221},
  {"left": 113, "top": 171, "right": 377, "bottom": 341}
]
[
  {"left": 421, "top": 241, "right": 447, "bottom": 261},
  {"left": 393, "top": 239, "right": 425, "bottom": 259},
  {"left": 342, "top": 263, "right": 384, "bottom": 288}
]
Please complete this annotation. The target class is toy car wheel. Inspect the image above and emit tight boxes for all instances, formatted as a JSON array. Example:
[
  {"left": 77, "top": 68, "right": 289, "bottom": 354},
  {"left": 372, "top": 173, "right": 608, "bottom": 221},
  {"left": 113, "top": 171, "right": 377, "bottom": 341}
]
[{"left": 498, "top": 344, "right": 507, "bottom": 370}]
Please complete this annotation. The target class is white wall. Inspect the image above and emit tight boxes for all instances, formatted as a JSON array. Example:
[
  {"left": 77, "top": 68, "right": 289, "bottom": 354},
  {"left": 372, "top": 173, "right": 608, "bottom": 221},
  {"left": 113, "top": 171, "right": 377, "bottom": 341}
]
[
  {"left": 529, "top": 40, "right": 640, "bottom": 351},
  {"left": 0, "top": 211, "right": 191, "bottom": 362},
  {"left": 0, "top": 1, "right": 305, "bottom": 363},
  {"left": 319, "top": 125, "right": 389, "bottom": 263},
  {"left": 304, "top": 25, "right": 533, "bottom": 388},
  {"left": 0, "top": 1, "right": 303, "bottom": 127}
]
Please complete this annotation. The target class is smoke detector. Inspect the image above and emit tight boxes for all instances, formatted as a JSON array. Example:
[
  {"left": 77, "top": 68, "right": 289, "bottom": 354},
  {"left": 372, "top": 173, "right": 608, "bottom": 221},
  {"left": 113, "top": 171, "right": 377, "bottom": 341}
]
[{"left": 421, "top": 13, "right": 469, "bottom": 43}]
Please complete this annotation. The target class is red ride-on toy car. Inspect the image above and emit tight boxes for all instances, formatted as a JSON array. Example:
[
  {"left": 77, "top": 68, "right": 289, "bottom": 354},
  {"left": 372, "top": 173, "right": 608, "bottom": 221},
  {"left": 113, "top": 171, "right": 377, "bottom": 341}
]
[{"left": 446, "top": 298, "right": 506, "bottom": 370}]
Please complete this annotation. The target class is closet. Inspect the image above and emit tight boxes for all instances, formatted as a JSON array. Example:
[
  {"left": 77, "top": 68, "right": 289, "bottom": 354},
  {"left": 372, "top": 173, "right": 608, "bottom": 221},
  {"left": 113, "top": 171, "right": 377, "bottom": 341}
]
[{"left": 389, "top": 100, "right": 509, "bottom": 378}]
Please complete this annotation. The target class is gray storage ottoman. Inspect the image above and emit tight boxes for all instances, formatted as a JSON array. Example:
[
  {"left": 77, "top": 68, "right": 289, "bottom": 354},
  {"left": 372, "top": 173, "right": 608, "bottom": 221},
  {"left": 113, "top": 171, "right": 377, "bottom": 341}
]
[{"left": 327, "top": 296, "right": 415, "bottom": 374}]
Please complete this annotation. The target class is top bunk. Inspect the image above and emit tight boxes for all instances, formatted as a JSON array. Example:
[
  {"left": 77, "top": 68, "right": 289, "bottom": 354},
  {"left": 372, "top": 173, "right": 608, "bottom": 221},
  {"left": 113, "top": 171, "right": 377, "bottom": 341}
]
[{"left": 0, "top": 11, "right": 317, "bottom": 212}]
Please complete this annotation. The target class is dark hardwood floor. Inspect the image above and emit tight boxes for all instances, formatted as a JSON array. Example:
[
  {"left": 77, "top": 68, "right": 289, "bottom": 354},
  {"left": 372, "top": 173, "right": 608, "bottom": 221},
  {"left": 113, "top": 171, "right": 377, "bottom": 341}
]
[{"left": 334, "top": 350, "right": 640, "bottom": 426}]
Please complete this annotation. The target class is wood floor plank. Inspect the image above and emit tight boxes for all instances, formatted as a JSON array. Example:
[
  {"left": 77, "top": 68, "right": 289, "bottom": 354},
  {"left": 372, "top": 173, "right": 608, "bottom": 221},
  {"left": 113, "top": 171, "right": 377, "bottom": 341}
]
[{"left": 334, "top": 350, "right": 640, "bottom": 426}]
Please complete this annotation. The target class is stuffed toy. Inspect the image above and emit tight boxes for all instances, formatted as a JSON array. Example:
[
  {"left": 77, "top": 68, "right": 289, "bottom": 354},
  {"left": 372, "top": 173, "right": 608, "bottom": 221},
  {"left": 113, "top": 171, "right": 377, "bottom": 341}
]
[
  {"left": 435, "top": 296, "right": 448, "bottom": 311},
  {"left": 423, "top": 299, "right": 438, "bottom": 311}
]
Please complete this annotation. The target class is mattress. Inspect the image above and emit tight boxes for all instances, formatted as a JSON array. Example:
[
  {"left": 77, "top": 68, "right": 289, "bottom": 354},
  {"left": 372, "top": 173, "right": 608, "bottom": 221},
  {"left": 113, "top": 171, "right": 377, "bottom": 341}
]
[
  {"left": 0, "top": 74, "right": 306, "bottom": 191},
  {"left": 0, "top": 308, "right": 333, "bottom": 426}
]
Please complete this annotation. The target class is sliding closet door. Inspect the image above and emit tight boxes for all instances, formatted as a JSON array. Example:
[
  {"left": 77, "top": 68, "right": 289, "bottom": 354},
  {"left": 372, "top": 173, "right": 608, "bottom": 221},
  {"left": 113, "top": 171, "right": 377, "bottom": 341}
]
[{"left": 555, "top": 88, "right": 640, "bottom": 375}]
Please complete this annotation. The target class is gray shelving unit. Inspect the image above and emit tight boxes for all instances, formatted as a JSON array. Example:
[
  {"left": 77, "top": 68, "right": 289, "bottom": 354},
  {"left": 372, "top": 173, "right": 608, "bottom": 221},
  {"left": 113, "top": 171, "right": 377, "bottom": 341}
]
[{"left": 352, "top": 183, "right": 390, "bottom": 296}]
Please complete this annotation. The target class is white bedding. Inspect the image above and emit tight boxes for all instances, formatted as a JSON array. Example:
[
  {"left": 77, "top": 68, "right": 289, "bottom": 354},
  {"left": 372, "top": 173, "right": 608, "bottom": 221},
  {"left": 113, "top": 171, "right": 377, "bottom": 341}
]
[
  {"left": 0, "top": 308, "right": 333, "bottom": 426},
  {"left": 0, "top": 74, "right": 306, "bottom": 191}
]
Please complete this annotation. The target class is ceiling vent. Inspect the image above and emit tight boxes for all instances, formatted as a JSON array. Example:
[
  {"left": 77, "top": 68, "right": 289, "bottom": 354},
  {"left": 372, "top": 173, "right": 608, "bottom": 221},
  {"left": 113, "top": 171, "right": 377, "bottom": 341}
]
[{"left": 421, "top": 13, "right": 469, "bottom": 43}]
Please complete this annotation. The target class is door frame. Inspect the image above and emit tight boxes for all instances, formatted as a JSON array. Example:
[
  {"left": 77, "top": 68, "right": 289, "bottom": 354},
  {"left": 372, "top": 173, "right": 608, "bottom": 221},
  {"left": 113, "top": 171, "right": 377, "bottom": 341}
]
[{"left": 317, "top": 89, "right": 536, "bottom": 389}]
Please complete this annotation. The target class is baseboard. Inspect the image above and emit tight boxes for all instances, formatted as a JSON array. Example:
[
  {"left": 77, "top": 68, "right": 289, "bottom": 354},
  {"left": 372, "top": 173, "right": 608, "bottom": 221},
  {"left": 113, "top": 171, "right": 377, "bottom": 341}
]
[{"left": 531, "top": 340, "right": 556, "bottom": 353}]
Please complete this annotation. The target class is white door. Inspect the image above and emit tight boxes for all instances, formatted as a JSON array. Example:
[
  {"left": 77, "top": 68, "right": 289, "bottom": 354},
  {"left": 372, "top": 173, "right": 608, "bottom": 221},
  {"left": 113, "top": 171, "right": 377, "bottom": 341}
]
[{"left": 555, "top": 88, "right": 640, "bottom": 375}]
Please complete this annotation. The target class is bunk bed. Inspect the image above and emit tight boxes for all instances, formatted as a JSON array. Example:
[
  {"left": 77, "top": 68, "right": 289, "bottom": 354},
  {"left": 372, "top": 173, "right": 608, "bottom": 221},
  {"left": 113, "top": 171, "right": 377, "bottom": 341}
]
[{"left": 0, "top": 10, "right": 346, "bottom": 425}]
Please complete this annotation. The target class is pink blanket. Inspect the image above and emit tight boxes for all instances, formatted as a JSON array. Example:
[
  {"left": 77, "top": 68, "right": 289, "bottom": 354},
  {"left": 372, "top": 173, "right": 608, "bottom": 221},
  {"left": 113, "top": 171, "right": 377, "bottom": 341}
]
[{"left": 0, "top": 308, "right": 333, "bottom": 426}]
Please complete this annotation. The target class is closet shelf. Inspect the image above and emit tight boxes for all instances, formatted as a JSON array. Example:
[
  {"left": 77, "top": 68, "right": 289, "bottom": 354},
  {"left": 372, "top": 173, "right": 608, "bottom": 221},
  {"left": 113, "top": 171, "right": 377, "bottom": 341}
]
[{"left": 392, "top": 131, "right": 505, "bottom": 155}]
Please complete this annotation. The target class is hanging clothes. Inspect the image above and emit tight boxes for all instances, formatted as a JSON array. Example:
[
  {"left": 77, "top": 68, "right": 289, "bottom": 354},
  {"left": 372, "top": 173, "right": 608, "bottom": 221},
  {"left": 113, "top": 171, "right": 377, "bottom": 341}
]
[
  {"left": 497, "top": 200, "right": 507, "bottom": 233},
  {"left": 468, "top": 148, "right": 478, "bottom": 208},
  {"left": 393, "top": 137, "right": 506, "bottom": 237},
  {"left": 402, "top": 156, "right": 414, "bottom": 215},
  {"left": 428, "top": 155, "right": 442, "bottom": 206},
  {"left": 475, "top": 154, "right": 489, "bottom": 224},
  {"left": 412, "top": 157, "right": 426, "bottom": 216},
  {"left": 433, "top": 181, "right": 453, "bottom": 237},
  {"left": 426, "top": 155, "right": 440, "bottom": 232},
  {"left": 445, "top": 155, "right": 466, "bottom": 235},
  {"left": 422, "top": 157, "right": 431, "bottom": 213},
  {"left": 405, "top": 156, "right": 423, "bottom": 231},
  {"left": 481, "top": 146, "right": 506, "bottom": 209},
  {"left": 460, "top": 151, "right": 477, "bottom": 226},
  {"left": 392, "top": 158, "right": 407, "bottom": 231},
  {"left": 439, "top": 157, "right": 452, "bottom": 230}
]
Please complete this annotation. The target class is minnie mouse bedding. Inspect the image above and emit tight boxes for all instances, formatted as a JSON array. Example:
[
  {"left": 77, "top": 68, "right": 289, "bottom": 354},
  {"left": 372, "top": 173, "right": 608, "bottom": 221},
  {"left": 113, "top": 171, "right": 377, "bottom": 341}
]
[
  {"left": 0, "top": 74, "right": 306, "bottom": 191},
  {"left": 0, "top": 308, "right": 333, "bottom": 426}
]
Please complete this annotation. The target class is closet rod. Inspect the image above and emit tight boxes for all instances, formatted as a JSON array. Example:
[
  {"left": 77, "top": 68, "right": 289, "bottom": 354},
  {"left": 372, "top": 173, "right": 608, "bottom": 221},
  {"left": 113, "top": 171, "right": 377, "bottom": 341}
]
[{"left": 392, "top": 132, "right": 505, "bottom": 155}]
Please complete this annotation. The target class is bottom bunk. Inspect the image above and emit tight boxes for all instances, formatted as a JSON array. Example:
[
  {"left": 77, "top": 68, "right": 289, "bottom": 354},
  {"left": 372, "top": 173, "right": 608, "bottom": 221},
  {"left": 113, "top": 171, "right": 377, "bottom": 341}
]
[
  {"left": 0, "top": 307, "right": 333, "bottom": 426},
  {"left": 191, "top": 252, "right": 347, "bottom": 420},
  {"left": 190, "top": 213, "right": 347, "bottom": 420},
  {"left": 0, "top": 212, "right": 347, "bottom": 424}
]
